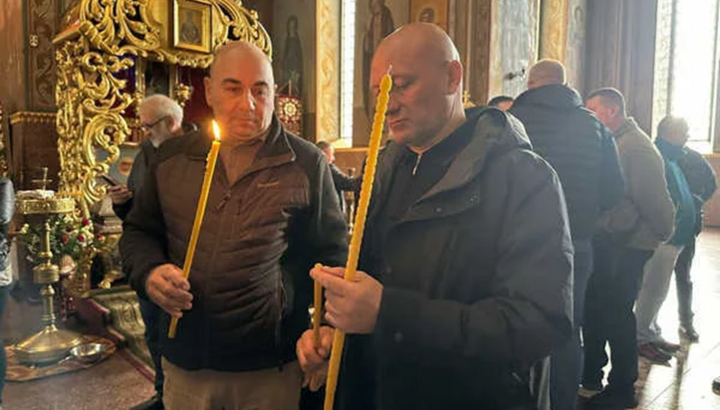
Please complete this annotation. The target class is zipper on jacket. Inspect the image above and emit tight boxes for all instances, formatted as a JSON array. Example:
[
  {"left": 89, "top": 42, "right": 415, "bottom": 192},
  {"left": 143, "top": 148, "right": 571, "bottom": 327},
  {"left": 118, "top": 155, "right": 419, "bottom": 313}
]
[
  {"left": 214, "top": 191, "right": 232, "bottom": 212},
  {"left": 412, "top": 153, "right": 423, "bottom": 175},
  {"left": 202, "top": 189, "right": 233, "bottom": 367}
]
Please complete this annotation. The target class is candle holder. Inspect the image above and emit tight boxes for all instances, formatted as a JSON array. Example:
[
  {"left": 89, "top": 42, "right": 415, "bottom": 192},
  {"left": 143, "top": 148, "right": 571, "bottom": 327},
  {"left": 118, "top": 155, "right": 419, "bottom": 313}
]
[{"left": 14, "top": 183, "right": 82, "bottom": 364}]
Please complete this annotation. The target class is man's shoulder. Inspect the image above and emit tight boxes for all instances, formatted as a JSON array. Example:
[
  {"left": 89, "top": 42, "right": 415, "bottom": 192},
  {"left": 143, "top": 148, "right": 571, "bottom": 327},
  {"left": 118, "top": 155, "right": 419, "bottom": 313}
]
[
  {"left": 156, "top": 130, "right": 204, "bottom": 163},
  {"left": 282, "top": 131, "right": 327, "bottom": 175}
]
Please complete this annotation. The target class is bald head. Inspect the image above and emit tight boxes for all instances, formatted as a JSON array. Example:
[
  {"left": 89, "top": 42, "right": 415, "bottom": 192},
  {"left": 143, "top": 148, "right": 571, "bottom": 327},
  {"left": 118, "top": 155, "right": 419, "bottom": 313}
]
[
  {"left": 527, "top": 59, "right": 566, "bottom": 89},
  {"left": 209, "top": 41, "right": 273, "bottom": 80},
  {"left": 370, "top": 23, "right": 465, "bottom": 152},
  {"left": 376, "top": 23, "right": 459, "bottom": 63},
  {"left": 205, "top": 41, "right": 275, "bottom": 146}
]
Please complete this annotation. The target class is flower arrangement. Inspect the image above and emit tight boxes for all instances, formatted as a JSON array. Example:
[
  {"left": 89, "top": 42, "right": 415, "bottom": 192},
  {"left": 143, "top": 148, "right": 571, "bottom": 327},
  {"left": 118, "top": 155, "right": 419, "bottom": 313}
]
[{"left": 18, "top": 215, "right": 101, "bottom": 263}]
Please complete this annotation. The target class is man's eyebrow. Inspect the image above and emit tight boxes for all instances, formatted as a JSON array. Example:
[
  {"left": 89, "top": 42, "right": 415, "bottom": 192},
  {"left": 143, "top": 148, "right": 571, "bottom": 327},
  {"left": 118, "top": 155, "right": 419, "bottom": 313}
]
[
  {"left": 252, "top": 81, "right": 270, "bottom": 88},
  {"left": 221, "top": 78, "right": 242, "bottom": 86}
]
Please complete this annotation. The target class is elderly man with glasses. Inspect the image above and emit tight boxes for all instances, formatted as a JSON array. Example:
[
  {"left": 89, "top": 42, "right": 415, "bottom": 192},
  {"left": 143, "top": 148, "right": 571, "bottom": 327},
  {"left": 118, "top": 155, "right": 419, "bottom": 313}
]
[{"left": 109, "top": 94, "right": 189, "bottom": 410}]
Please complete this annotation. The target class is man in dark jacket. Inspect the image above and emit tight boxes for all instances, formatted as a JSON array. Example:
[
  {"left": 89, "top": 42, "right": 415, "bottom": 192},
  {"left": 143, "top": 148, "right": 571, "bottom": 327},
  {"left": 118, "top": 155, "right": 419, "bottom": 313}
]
[
  {"left": 111, "top": 94, "right": 188, "bottom": 410},
  {"left": 297, "top": 23, "right": 573, "bottom": 410},
  {"left": 109, "top": 95, "right": 188, "bottom": 221},
  {"left": 120, "top": 41, "right": 348, "bottom": 410},
  {"left": 510, "top": 59, "right": 625, "bottom": 410},
  {"left": 674, "top": 144, "right": 716, "bottom": 342},
  {"left": 316, "top": 141, "right": 360, "bottom": 209}
]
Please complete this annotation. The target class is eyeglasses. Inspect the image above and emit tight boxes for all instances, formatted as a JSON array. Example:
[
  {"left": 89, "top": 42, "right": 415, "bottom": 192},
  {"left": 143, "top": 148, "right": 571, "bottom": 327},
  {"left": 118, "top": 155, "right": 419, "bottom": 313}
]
[{"left": 140, "top": 115, "right": 169, "bottom": 132}]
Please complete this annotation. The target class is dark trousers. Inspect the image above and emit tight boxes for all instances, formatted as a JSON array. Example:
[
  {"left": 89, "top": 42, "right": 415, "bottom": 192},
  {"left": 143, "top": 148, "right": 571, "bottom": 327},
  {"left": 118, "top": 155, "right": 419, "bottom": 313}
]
[
  {"left": 139, "top": 296, "right": 165, "bottom": 397},
  {"left": 550, "top": 240, "right": 593, "bottom": 410},
  {"left": 674, "top": 237, "right": 696, "bottom": 327},
  {"left": 583, "top": 238, "right": 653, "bottom": 394},
  {"left": 0, "top": 285, "right": 9, "bottom": 404}
]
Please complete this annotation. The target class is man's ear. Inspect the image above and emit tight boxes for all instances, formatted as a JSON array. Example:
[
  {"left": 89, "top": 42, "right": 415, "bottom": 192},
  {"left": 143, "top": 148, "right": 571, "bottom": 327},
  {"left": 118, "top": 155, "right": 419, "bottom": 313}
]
[
  {"left": 608, "top": 104, "right": 620, "bottom": 119},
  {"left": 204, "top": 76, "right": 213, "bottom": 107},
  {"left": 447, "top": 60, "right": 463, "bottom": 95}
]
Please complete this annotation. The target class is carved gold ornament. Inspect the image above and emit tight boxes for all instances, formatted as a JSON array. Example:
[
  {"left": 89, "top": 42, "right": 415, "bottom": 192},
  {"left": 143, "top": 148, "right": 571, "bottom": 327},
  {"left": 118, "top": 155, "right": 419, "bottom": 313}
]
[{"left": 54, "top": 0, "right": 271, "bottom": 213}]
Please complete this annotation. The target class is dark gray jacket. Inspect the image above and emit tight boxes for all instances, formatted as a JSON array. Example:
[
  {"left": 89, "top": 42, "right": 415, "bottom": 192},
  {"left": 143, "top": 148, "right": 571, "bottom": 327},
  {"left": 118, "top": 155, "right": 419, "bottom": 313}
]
[{"left": 339, "top": 108, "right": 573, "bottom": 410}]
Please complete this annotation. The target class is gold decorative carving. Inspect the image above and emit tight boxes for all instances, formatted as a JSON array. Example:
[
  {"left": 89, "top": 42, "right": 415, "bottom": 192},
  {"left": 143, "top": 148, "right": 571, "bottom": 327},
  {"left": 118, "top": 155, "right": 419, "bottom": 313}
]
[
  {"left": 9, "top": 112, "right": 57, "bottom": 125},
  {"left": 0, "top": 104, "right": 7, "bottom": 177},
  {"left": 316, "top": 0, "right": 340, "bottom": 143},
  {"left": 53, "top": 0, "right": 272, "bottom": 214},
  {"left": 540, "top": 0, "right": 569, "bottom": 62},
  {"left": 15, "top": 197, "right": 76, "bottom": 215}
]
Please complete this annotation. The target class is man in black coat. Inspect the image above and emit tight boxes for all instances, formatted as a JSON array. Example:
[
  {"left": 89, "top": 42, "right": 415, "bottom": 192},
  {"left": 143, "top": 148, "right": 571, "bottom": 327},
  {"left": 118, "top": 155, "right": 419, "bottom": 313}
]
[
  {"left": 510, "top": 59, "right": 625, "bottom": 410},
  {"left": 296, "top": 23, "right": 573, "bottom": 410}
]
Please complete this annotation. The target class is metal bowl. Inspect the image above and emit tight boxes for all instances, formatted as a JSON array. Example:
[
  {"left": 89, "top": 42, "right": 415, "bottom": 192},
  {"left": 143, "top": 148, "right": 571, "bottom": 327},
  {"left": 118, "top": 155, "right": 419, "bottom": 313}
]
[{"left": 69, "top": 343, "right": 106, "bottom": 364}]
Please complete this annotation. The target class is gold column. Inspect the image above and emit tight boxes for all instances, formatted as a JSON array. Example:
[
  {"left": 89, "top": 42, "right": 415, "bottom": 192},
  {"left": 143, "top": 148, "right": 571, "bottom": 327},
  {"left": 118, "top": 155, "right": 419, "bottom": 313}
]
[
  {"left": 315, "top": 0, "right": 340, "bottom": 143},
  {"left": 540, "top": 0, "right": 570, "bottom": 62}
]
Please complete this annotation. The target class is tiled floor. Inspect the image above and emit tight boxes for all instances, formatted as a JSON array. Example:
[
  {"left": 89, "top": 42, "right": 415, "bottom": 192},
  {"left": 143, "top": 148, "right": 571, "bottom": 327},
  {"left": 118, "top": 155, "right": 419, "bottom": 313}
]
[
  {"left": 579, "top": 229, "right": 720, "bottom": 410},
  {"left": 3, "top": 230, "right": 720, "bottom": 409}
]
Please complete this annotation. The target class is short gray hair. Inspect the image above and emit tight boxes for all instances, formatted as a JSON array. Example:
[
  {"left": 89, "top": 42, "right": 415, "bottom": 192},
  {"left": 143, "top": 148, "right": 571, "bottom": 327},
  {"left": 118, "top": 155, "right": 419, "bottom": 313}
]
[{"left": 139, "top": 94, "right": 184, "bottom": 125}]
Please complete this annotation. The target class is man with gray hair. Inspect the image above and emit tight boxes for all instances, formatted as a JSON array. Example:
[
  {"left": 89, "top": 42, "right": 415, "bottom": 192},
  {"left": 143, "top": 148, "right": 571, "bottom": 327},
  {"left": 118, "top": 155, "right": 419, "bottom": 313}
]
[
  {"left": 110, "top": 94, "right": 186, "bottom": 410},
  {"left": 110, "top": 94, "right": 186, "bottom": 219},
  {"left": 510, "top": 59, "right": 625, "bottom": 410}
]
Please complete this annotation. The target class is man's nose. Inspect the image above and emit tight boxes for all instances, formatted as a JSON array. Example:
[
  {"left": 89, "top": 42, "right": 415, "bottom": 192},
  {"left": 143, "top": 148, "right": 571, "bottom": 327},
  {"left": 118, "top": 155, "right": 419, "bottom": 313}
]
[
  {"left": 236, "top": 90, "right": 256, "bottom": 111},
  {"left": 386, "top": 95, "right": 400, "bottom": 115}
]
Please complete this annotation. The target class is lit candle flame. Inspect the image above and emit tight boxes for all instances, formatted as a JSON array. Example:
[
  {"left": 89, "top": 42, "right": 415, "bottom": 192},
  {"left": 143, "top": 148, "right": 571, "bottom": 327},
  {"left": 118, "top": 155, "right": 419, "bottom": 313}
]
[{"left": 212, "top": 120, "right": 221, "bottom": 141}]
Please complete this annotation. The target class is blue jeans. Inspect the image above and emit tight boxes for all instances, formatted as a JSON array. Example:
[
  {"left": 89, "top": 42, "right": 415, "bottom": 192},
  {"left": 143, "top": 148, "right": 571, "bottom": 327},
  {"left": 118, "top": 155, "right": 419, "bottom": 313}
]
[
  {"left": 0, "top": 285, "right": 9, "bottom": 404},
  {"left": 550, "top": 240, "right": 593, "bottom": 410},
  {"left": 139, "top": 296, "right": 165, "bottom": 397}
]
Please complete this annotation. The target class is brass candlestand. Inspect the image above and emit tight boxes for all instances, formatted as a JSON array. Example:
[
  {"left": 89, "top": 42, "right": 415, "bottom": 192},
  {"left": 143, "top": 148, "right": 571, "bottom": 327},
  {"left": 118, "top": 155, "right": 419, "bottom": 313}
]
[{"left": 14, "top": 177, "right": 82, "bottom": 364}]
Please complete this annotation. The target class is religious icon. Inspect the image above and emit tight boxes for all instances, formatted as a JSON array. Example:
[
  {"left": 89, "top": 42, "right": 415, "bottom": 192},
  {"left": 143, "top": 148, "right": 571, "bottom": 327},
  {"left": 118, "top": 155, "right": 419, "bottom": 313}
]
[
  {"left": 362, "top": 0, "right": 395, "bottom": 116},
  {"left": 180, "top": 10, "right": 202, "bottom": 45},
  {"left": 282, "top": 15, "right": 304, "bottom": 95},
  {"left": 173, "top": 0, "right": 212, "bottom": 53},
  {"left": 410, "top": 0, "right": 448, "bottom": 32},
  {"left": 144, "top": 61, "right": 171, "bottom": 97}
]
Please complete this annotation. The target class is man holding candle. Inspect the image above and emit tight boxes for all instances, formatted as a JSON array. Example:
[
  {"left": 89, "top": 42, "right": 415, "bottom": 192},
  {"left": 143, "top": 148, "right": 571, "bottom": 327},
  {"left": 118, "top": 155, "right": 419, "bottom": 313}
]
[
  {"left": 120, "top": 41, "right": 348, "bottom": 410},
  {"left": 298, "top": 23, "right": 573, "bottom": 410}
]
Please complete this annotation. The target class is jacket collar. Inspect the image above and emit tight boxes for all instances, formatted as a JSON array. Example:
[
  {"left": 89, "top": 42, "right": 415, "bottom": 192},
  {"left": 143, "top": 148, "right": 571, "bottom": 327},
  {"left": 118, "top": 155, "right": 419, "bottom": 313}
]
[
  {"left": 185, "top": 115, "right": 296, "bottom": 173},
  {"left": 614, "top": 117, "right": 640, "bottom": 139},
  {"left": 371, "top": 108, "right": 531, "bottom": 221},
  {"left": 513, "top": 84, "right": 583, "bottom": 111}
]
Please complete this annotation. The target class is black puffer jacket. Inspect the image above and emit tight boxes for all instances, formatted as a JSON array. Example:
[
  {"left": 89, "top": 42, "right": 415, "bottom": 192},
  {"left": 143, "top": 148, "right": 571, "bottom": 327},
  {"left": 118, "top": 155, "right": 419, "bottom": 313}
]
[
  {"left": 120, "top": 116, "right": 348, "bottom": 371},
  {"left": 510, "top": 84, "right": 625, "bottom": 241},
  {"left": 338, "top": 108, "right": 573, "bottom": 410}
]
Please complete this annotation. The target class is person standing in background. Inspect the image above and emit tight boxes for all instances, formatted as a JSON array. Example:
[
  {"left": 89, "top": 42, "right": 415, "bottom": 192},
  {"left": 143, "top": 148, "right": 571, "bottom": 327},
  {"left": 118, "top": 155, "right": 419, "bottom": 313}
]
[
  {"left": 583, "top": 88, "right": 674, "bottom": 409},
  {"left": 510, "top": 60, "right": 624, "bottom": 410},
  {"left": 635, "top": 116, "right": 697, "bottom": 363},
  {"left": 674, "top": 141, "right": 716, "bottom": 343}
]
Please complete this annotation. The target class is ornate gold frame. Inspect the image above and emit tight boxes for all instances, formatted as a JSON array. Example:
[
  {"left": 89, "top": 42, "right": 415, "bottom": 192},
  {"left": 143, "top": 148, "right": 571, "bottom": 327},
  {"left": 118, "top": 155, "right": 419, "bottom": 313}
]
[
  {"left": 53, "top": 0, "right": 271, "bottom": 214},
  {"left": 173, "top": 0, "right": 213, "bottom": 54}
]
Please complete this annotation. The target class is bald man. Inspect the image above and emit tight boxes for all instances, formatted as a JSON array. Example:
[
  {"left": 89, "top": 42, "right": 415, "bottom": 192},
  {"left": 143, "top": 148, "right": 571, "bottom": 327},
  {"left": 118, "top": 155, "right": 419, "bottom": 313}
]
[
  {"left": 510, "top": 60, "right": 624, "bottom": 410},
  {"left": 297, "top": 23, "right": 572, "bottom": 410},
  {"left": 120, "top": 41, "right": 348, "bottom": 410}
]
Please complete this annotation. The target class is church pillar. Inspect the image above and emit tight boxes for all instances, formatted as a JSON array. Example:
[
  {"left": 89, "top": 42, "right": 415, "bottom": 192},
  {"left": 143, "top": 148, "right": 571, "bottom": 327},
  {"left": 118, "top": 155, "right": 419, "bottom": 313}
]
[{"left": 315, "top": 0, "right": 340, "bottom": 143}]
